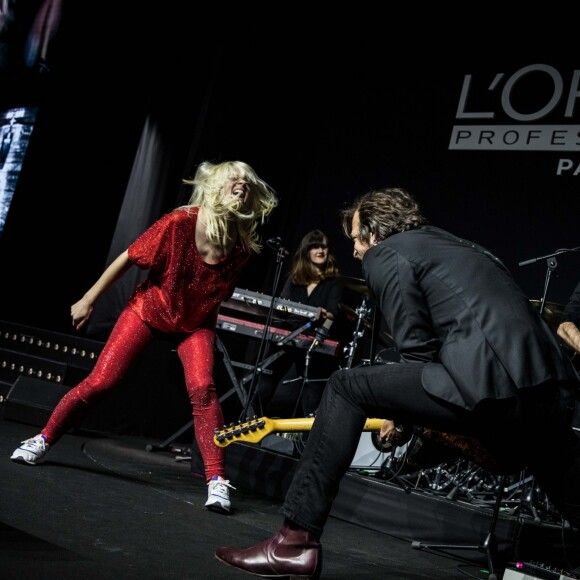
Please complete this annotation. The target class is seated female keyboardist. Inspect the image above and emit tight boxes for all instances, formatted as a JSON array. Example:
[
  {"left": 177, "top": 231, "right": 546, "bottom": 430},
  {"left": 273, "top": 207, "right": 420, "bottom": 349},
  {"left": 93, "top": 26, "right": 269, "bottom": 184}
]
[{"left": 250, "top": 229, "right": 345, "bottom": 419}]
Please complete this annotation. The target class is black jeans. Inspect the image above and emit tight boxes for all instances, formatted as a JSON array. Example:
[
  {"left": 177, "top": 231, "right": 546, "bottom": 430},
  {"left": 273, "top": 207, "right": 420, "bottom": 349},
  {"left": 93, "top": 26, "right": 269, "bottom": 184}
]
[{"left": 280, "top": 363, "right": 580, "bottom": 536}]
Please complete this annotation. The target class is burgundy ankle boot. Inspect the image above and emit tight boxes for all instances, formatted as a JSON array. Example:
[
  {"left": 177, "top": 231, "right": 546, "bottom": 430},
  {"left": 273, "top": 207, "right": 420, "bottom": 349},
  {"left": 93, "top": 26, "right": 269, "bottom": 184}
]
[{"left": 215, "top": 520, "right": 322, "bottom": 579}]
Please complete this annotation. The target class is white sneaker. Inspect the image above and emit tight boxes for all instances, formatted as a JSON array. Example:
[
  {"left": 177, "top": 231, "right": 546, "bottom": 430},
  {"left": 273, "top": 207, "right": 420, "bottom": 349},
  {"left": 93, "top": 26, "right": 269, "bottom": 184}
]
[
  {"left": 10, "top": 434, "right": 48, "bottom": 465},
  {"left": 205, "top": 475, "right": 235, "bottom": 513}
]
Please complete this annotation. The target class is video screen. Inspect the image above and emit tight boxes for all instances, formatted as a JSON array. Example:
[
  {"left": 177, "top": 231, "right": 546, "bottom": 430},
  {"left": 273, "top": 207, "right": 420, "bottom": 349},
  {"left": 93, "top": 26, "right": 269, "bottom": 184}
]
[{"left": 0, "top": 106, "right": 37, "bottom": 235}]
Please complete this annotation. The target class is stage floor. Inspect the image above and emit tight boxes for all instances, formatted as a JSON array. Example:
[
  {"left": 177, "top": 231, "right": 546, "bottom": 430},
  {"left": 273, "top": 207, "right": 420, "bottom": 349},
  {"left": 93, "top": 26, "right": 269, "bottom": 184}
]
[{"left": 0, "top": 416, "right": 578, "bottom": 580}]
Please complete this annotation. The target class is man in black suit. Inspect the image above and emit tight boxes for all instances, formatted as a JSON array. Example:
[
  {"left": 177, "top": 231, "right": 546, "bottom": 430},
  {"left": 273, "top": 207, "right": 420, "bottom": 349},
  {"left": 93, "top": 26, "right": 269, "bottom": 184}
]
[{"left": 215, "top": 187, "right": 580, "bottom": 579}]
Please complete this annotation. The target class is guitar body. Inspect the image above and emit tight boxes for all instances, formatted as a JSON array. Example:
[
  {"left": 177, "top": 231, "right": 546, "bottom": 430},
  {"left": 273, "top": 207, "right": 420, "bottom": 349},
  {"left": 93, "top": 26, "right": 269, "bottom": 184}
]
[{"left": 411, "top": 428, "right": 500, "bottom": 473}]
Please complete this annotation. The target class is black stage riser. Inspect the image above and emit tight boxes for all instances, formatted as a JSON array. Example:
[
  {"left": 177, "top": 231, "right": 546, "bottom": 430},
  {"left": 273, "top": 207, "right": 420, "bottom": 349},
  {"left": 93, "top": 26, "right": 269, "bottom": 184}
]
[{"left": 216, "top": 441, "right": 578, "bottom": 570}]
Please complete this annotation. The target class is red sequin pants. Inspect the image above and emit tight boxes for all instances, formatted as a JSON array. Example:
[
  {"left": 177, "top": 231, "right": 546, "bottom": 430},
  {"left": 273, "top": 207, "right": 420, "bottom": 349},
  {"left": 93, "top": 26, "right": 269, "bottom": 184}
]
[{"left": 42, "top": 307, "right": 225, "bottom": 480}]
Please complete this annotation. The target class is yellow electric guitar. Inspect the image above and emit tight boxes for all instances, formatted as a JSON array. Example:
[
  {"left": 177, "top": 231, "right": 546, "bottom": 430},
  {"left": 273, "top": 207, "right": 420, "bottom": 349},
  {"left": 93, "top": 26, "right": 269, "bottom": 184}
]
[
  {"left": 213, "top": 416, "right": 385, "bottom": 448},
  {"left": 213, "top": 417, "right": 502, "bottom": 473}
]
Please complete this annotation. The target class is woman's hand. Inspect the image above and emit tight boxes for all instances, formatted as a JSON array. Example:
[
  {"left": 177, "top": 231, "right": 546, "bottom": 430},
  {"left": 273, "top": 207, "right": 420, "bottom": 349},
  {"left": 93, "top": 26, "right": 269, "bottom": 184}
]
[
  {"left": 71, "top": 297, "right": 94, "bottom": 331},
  {"left": 319, "top": 308, "right": 334, "bottom": 321}
]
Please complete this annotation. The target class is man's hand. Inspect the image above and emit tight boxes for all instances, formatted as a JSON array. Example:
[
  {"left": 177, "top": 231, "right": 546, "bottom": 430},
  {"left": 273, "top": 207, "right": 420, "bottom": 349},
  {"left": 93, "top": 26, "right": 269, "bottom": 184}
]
[
  {"left": 380, "top": 419, "right": 413, "bottom": 447},
  {"left": 558, "top": 321, "right": 580, "bottom": 354},
  {"left": 379, "top": 419, "right": 396, "bottom": 444}
]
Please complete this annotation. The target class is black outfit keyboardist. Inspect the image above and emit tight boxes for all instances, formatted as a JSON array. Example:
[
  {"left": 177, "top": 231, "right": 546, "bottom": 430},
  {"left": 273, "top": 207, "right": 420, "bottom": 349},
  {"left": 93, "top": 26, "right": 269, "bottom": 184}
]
[
  {"left": 280, "top": 276, "right": 343, "bottom": 334},
  {"left": 252, "top": 230, "right": 345, "bottom": 418}
]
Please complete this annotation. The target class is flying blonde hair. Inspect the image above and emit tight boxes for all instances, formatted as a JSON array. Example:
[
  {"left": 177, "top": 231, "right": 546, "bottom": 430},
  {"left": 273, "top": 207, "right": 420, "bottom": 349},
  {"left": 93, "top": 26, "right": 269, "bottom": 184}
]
[{"left": 182, "top": 160, "right": 278, "bottom": 253}]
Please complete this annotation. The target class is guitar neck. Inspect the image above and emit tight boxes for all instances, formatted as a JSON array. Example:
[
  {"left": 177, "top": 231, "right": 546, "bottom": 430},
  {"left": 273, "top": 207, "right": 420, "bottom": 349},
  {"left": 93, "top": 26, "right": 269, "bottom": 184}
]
[
  {"left": 270, "top": 417, "right": 315, "bottom": 432},
  {"left": 214, "top": 416, "right": 384, "bottom": 448}
]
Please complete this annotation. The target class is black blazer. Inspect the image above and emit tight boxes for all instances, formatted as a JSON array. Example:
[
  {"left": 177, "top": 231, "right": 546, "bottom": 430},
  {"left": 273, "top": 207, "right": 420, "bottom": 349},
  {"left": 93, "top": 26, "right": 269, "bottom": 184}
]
[{"left": 362, "top": 225, "right": 577, "bottom": 410}]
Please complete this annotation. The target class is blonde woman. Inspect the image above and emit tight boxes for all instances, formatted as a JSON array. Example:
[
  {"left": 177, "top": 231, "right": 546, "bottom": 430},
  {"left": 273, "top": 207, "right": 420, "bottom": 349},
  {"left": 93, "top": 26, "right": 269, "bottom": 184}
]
[{"left": 11, "top": 160, "right": 278, "bottom": 514}]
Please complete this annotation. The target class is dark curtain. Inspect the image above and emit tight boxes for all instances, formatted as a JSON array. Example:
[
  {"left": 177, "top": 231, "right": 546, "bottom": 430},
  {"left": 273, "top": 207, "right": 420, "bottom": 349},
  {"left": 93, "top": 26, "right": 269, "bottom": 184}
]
[{"left": 86, "top": 115, "right": 172, "bottom": 339}]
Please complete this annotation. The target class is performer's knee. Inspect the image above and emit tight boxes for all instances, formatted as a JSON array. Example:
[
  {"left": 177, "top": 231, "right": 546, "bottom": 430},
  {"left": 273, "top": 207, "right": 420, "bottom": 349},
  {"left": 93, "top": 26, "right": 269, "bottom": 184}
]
[{"left": 187, "top": 383, "right": 217, "bottom": 407}]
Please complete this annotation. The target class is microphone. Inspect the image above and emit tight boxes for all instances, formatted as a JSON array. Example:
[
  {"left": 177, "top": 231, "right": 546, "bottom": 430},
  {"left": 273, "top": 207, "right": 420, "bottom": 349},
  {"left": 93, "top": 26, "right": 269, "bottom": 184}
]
[
  {"left": 266, "top": 237, "right": 289, "bottom": 256},
  {"left": 308, "top": 318, "right": 333, "bottom": 353},
  {"left": 518, "top": 247, "right": 579, "bottom": 267},
  {"left": 519, "top": 256, "right": 558, "bottom": 268},
  {"left": 266, "top": 237, "right": 282, "bottom": 248}
]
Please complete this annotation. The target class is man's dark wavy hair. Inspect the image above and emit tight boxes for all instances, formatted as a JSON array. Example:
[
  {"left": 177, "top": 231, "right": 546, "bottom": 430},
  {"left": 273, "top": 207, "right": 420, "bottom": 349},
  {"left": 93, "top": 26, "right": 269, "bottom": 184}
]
[{"left": 340, "top": 187, "right": 428, "bottom": 244}]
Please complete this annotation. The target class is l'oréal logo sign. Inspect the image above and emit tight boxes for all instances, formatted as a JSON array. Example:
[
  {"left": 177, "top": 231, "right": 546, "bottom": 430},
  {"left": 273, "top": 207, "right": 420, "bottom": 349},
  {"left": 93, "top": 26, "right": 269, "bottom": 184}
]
[{"left": 449, "top": 64, "right": 580, "bottom": 154}]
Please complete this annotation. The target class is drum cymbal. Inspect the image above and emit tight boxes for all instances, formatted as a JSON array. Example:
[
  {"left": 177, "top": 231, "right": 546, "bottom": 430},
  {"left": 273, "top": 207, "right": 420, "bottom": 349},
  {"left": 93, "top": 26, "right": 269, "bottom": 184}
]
[
  {"left": 338, "top": 303, "right": 372, "bottom": 329},
  {"left": 529, "top": 299, "right": 564, "bottom": 325},
  {"left": 337, "top": 276, "right": 368, "bottom": 295},
  {"left": 379, "top": 329, "right": 395, "bottom": 348}
]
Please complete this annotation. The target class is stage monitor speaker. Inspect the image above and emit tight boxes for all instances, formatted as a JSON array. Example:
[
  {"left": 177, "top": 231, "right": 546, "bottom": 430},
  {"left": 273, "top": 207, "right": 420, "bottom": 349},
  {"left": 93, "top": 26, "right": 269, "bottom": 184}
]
[
  {"left": 3, "top": 376, "right": 70, "bottom": 427},
  {"left": 350, "top": 431, "right": 390, "bottom": 470}
]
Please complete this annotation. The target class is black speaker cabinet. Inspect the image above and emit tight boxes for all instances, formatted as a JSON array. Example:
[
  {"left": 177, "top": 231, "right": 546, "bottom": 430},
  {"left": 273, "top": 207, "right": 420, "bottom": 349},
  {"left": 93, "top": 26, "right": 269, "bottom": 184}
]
[{"left": 3, "top": 376, "right": 70, "bottom": 427}]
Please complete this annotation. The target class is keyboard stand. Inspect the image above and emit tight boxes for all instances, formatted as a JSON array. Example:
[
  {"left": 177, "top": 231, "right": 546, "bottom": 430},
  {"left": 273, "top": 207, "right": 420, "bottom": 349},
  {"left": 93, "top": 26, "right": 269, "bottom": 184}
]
[{"left": 145, "top": 335, "right": 263, "bottom": 452}]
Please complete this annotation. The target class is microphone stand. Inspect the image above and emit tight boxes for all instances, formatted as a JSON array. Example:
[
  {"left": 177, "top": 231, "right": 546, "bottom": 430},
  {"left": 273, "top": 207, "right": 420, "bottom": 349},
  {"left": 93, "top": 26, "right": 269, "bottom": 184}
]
[
  {"left": 284, "top": 335, "right": 329, "bottom": 418},
  {"left": 241, "top": 245, "right": 289, "bottom": 420},
  {"left": 277, "top": 321, "right": 313, "bottom": 346},
  {"left": 540, "top": 256, "right": 558, "bottom": 317},
  {"left": 343, "top": 297, "right": 372, "bottom": 369},
  {"left": 289, "top": 349, "right": 315, "bottom": 419},
  {"left": 376, "top": 434, "right": 417, "bottom": 494},
  {"left": 516, "top": 246, "right": 580, "bottom": 522},
  {"left": 519, "top": 246, "right": 580, "bottom": 315}
]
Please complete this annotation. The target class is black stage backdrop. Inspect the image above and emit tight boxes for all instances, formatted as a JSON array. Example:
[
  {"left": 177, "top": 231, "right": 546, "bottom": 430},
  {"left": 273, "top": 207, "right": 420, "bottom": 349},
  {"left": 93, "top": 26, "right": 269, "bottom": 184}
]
[{"left": 0, "top": 6, "right": 578, "bottom": 337}]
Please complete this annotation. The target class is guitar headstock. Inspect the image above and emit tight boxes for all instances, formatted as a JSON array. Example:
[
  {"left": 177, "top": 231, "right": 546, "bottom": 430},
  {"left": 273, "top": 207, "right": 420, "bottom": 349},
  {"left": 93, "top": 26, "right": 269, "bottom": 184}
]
[{"left": 213, "top": 417, "right": 271, "bottom": 448}]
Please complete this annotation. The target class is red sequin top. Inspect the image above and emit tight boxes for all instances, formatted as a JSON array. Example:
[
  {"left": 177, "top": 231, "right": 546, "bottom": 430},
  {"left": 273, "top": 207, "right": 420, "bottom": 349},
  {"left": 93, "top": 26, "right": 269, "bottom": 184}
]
[{"left": 127, "top": 207, "right": 251, "bottom": 333}]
